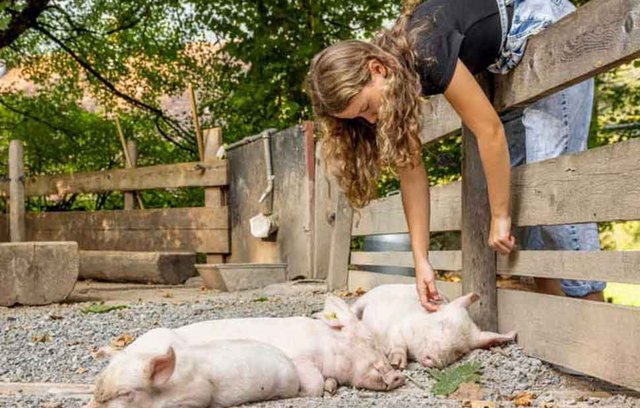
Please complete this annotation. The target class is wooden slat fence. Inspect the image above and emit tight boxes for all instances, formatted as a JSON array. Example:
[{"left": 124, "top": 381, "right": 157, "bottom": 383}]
[
  {"left": 324, "top": 0, "right": 640, "bottom": 391},
  {"left": 0, "top": 128, "right": 229, "bottom": 257}
]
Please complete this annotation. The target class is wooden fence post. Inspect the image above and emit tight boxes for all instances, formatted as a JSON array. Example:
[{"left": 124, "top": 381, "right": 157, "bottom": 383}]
[
  {"left": 124, "top": 140, "right": 137, "bottom": 210},
  {"left": 461, "top": 74, "right": 497, "bottom": 331},
  {"left": 9, "top": 140, "right": 25, "bottom": 242},
  {"left": 204, "top": 127, "right": 226, "bottom": 264}
]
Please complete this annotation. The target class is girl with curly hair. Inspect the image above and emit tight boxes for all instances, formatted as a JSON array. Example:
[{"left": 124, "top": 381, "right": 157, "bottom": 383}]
[{"left": 305, "top": 0, "right": 605, "bottom": 310}]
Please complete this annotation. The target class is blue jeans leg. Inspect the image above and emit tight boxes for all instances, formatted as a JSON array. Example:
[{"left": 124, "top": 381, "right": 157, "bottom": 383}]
[{"left": 503, "top": 78, "right": 606, "bottom": 297}]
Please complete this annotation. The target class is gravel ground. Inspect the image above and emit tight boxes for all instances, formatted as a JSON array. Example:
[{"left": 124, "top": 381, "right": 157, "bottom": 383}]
[{"left": 1, "top": 281, "right": 638, "bottom": 408}]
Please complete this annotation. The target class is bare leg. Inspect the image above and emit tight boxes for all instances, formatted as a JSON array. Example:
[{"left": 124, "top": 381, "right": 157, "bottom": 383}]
[{"left": 535, "top": 277, "right": 603, "bottom": 301}]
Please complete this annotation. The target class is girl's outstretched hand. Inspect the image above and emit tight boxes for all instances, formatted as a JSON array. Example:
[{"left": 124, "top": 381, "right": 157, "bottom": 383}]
[
  {"left": 415, "top": 260, "right": 443, "bottom": 312},
  {"left": 489, "top": 215, "right": 515, "bottom": 255}
]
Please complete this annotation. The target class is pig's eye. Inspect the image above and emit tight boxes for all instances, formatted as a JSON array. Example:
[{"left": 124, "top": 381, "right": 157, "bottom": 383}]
[{"left": 116, "top": 390, "right": 134, "bottom": 401}]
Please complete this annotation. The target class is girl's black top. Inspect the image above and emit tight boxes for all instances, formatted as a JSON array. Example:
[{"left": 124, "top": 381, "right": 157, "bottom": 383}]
[{"left": 407, "top": 0, "right": 514, "bottom": 95}]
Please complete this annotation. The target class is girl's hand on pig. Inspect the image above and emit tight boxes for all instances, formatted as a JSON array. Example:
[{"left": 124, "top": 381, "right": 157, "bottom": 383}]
[{"left": 415, "top": 260, "right": 443, "bottom": 312}]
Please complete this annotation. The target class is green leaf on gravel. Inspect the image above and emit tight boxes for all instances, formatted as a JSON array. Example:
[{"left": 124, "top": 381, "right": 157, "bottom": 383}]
[
  {"left": 81, "top": 303, "right": 128, "bottom": 314},
  {"left": 427, "top": 361, "right": 482, "bottom": 396},
  {"left": 252, "top": 297, "right": 269, "bottom": 302}
]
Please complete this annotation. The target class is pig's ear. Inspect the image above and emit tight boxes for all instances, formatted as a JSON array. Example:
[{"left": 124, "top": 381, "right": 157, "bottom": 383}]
[
  {"left": 93, "top": 346, "right": 118, "bottom": 360},
  {"left": 317, "top": 295, "right": 358, "bottom": 329},
  {"left": 146, "top": 346, "right": 176, "bottom": 387}
]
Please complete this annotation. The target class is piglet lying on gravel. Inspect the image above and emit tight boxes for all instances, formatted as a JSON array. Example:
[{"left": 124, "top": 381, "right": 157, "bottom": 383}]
[
  {"left": 174, "top": 295, "right": 405, "bottom": 395},
  {"left": 351, "top": 284, "right": 517, "bottom": 369},
  {"left": 87, "top": 328, "right": 300, "bottom": 408},
  {"left": 94, "top": 295, "right": 404, "bottom": 398}
]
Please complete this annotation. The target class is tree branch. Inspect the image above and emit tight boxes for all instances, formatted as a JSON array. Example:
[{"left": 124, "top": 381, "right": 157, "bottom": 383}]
[
  {"left": 33, "top": 22, "right": 196, "bottom": 152},
  {"left": 0, "top": 0, "right": 49, "bottom": 49}
]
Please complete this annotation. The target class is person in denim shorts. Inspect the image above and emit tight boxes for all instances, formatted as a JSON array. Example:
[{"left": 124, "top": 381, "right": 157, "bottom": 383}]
[{"left": 305, "top": 0, "right": 606, "bottom": 310}]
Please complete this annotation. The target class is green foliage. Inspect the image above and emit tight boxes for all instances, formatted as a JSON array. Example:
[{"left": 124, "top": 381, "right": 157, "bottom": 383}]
[
  {"left": 81, "top": 303, "right": 128, "bottom": 314},
  {"left": 427, "top": 361, "right": 482, "bottom": 396},
  {"left": 0, "top": 0, "right": 400, "bottom": 211}
]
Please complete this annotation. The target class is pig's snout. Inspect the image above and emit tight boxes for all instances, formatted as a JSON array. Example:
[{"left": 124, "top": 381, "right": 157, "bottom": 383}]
[{"left": 383, "top": 370, "right": 405, "bottom": 390}]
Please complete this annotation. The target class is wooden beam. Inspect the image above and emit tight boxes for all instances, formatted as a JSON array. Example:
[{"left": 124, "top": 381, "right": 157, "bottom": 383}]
[
  {"left": 350, "top": 250, "right": 461, "bottom": 271},
  {"left": 498, "top": 289, "right": 640, "bottom": 392},
  {"left": 203, "top": 127, "right": 227, "bottom": 264},
  {"left": 0, "top": 207, "right": 229, "bottom": 253},
  {"left": 9, "top": 140, "right": 25, "bottom": 242},
  {"left": 461, "top": 75, "right": 497, "bottom": 331},
  {"left": 494, "top": 0, "right": 640, "bottom": 111},
  {"left": 511, "top": 137, "right": 640, "bottom": 226},
  {"left": 123, "top": 140, "right": 144, "bottom": 210},
  {"left": 419, "top": 97, "right": 461, "bottom": 145},
  {"left": 497, "top": 250, "right": 640, "bottom": 285},
  {"left": 313, "top": 139, "right": 334, "bottom": 280},
  {"left": 22, "top": 207, "right": 228, "bottom": 230},
  {"left": 79, "top": 251, "right": 196, "bottom": 284},
  {"left": 348, "top": 270, "right": 462, "bottom": 300},
  {"left": 189, "top": 83, "right": 205, "bottom": 161},
  {"left": 351, "top": 181, "right": 461, "bottom": 236},
  {"left": 326, "top": 188, "right": 353, "bottom": 290},
  {"left": 1, "top": 160, "right": 227, "bottom": 197}
]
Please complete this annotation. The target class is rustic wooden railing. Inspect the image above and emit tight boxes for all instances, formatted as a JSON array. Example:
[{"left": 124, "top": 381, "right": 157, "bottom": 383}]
[
  {"left": 324, "top": 0, "right": 640, "bottom": 391},
  {"left": 0, "top": 128, "right": 229, "bottom": 262}
]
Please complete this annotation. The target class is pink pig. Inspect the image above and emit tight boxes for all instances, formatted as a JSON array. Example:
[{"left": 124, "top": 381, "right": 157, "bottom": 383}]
[
  {"left": 86, "top": 328, "right": 301, "bottom": 408},
  {"left": 351, "top": 284, "right": 517, "bottom": 369},
  {"left": 174, "top": 295, "right": 405, "bottom": 395},
  {"left": 92, "top": 295, "right": 404, "bottom": 399}
]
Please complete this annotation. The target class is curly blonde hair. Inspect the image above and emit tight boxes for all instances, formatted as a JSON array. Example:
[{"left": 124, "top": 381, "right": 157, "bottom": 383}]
[{"left": 304, "top": 8, "right": 432, "bottom": 208}]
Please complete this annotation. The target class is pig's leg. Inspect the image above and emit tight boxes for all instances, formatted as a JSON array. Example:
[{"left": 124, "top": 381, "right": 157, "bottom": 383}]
[
  {"left": 473, "top": 330, "right": 517, "bottom": 349},
  {"left": 451, "top": 292, "right": 480, "bottom": 308},
  {"left": 386, "top": 326, "right": 408, "bottom": 369},
  {"left": 292, "top": 358, "right": 325, "bottom": 397},
  {"left": 324, "top": 378, "right": 338, "bottom": 395},
  {"left": 388, "top": 346, "right": 408, "bottom": 370}
]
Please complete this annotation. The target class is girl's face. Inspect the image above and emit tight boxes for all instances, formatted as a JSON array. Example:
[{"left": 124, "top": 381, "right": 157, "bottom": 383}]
[{"left": 333, "top": 60, "right": 386, "bottom": 124}]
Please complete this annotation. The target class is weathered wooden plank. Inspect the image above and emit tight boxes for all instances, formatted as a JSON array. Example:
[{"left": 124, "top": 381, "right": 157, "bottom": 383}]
[
  {"left": 494, "top": 0, "right": 640, "bottom": 111},
  {"left": 9, "top": 140, "right": 25, "bottom": 242},
  {"left": 0, "top": 160, "right": 228, "bottom": 197},
  {"left": 313, "top": 140, "right": 335, "bottom": 280},
  {"left": 80, "top": 251, "right": 196, "bottom": 284},
  {"left": 23, "top": 207, "right": 228, "bottom": 230},
  {"left": 350, "top": 250, "right": 461, "bottom": 271},
  {"left": 498, "top": 289, "right": 640, "bottom": 391},
  {"left": 0, "top": 207, "right": 230, "bottom": 253},
  {"left": 348, "top": 270, "right": 463, "bottom": 300},
  {"left": 29, "top": 228, "right": 227, "bottom": 253},
  {"left": 203, "top": 127, "right": 228, "bottom": 264},
  {"left": 352, "top": 181, "right": 461, "bottom": 236},
  {"left": 462, "top": 111, "right": 497, "bottom": 331},
  {"left": 497, "top": 250, "right": 640, "bottom": 284},
  {"left": 511, "top": 137, "right": 640, "bottom": 226},
  {"left": 419, "top": 97, "right": 461, "bottom": 145},
  {"left": 0, "top": 242, "right": 78, "bottom": 306},
  {"left": 327, "top": 188, "right": 353, "bottom": 290}
]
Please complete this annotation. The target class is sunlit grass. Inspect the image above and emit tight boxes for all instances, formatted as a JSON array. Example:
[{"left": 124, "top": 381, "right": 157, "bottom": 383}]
[
  {"left": 604, "top": 282, "right": 640, "bottom": 307},
  {"left": 600, "top": 221, "right": 640, "bottom": 307}
]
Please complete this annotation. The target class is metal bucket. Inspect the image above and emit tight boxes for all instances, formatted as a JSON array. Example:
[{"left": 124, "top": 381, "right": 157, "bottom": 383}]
[{"left": 361, "top": 233, "right": 414, "bottom": 277}]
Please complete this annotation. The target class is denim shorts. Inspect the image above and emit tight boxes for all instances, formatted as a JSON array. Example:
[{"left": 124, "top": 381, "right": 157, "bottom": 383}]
[{"left": 490, "top": 0, "right": 606, "bottom": 297}]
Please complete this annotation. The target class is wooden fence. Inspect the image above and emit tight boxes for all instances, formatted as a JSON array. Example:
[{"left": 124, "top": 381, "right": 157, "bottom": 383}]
[
  {"left": 0, "top": 128, "right": 229, "bottom": 262},
  {"left": 326, "top": 0, "right": 640, "bottom": 391}
]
